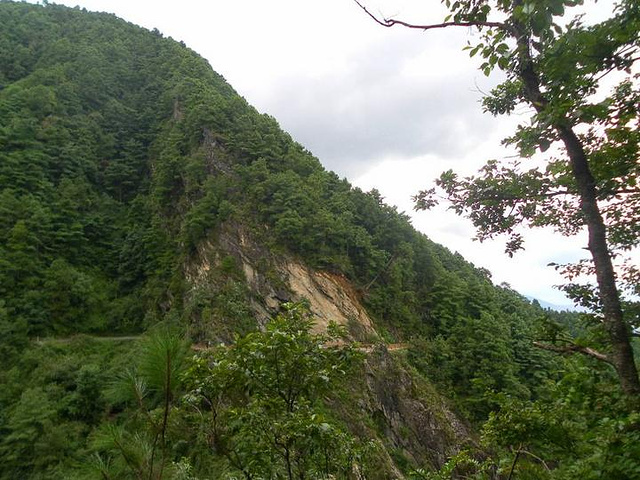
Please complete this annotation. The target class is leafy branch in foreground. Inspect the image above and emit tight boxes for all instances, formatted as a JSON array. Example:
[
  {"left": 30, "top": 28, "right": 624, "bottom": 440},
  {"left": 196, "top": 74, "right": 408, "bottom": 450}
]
[
  {"left": 181, "top": 302, "right": 367, "bottom": 479},
  {"left": 356, "top": 0, "right": 640, "bottom": 396}
]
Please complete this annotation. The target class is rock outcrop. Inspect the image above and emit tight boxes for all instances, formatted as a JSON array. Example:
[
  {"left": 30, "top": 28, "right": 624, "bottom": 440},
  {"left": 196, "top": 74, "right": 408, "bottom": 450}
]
[
  {"left": 185, "top": 223, "right": 472, "bottom": 477},
  {"left": 186, "top": 222, "right": 377, "bottom": 341}
]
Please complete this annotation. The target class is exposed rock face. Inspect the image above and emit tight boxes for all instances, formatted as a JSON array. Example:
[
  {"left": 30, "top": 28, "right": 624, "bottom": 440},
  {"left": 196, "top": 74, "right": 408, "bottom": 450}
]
[
  {"left": 363, "top": 348, "right": 472, "bottom": 470},
  {"left": 187, "top": 222, "right": 377, "bottom": 340},
  {"left": 282, "top": 262, "right": 376, "bottom": 336},
  {"left": 185, "top": 223, "right": 472, "bottom": 476},
  {"left": 324, "top": 346, "right": 474, "bottom": 479}
]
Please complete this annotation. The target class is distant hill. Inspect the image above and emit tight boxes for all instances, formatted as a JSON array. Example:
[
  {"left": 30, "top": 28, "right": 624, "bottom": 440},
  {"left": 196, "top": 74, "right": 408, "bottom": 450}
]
[{"left": 526, "top": 296, "right": 581, "bottom": 312}]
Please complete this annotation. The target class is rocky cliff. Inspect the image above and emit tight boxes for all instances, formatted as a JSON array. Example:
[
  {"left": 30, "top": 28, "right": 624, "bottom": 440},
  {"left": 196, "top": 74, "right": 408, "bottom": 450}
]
[{"left": 184, "top": 222, "right": 473, "bottom": 476}]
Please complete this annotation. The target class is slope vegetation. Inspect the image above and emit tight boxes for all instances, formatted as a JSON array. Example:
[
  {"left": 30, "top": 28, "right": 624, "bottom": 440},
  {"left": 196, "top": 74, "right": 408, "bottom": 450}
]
[{"left": 0, "top": 2, "right": 578, "bottom": 478}]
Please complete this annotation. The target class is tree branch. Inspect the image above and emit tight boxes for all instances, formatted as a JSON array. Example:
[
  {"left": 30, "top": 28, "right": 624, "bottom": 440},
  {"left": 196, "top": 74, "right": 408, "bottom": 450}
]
[
  {"left": 533, "top": 341, "right": 612, "bottom": 365},
  {"left": 612, "top": 188, "right": 640, "bottom": 195},
  {"left": 352, "top": 0, "right": 508, "bottom": 32},
  {"left": 464, "top": 187, "right": 637, "bottom": 205},
  {"left": 363, "top": 252, "right": 397, "bottom": 292},
  {"left": 520, "top": 449, "right": 551, "bottom": 472},
  {"left": 479, "top": 189, "right": 575, "bottom": 201},
  {"left": 507, "top": 447, "right": 522, "bottom": 480}
]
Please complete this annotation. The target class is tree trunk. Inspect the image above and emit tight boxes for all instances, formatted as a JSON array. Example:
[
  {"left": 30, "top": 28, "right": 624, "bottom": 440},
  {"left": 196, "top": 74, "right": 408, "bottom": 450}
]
[
  {"left": 515, "top": 26, "right": 640, "bottom": 396},
  {"left": 556, "top": 125, "right": 640, "bottom": 396}
]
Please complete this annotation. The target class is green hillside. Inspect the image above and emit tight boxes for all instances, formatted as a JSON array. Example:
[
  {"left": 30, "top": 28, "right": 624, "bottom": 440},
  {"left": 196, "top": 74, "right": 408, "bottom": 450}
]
[{"left": 0, "top": 2, "right": 637, "bottom": 478}]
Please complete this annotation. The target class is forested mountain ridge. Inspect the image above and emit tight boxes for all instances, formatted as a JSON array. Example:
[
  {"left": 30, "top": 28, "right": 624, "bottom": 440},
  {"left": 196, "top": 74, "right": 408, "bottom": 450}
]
[
  {"left": 0, "top": 0, "right": 540, "bottom": 356},
  {"left": 1, "top": 2, "right": 637, "bottom": 478}
]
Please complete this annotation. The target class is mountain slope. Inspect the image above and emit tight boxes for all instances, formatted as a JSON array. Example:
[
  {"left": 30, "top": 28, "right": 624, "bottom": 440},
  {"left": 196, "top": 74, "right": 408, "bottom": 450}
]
[{"left": 0, "top": 2, "right": 564, "bottom": 478}]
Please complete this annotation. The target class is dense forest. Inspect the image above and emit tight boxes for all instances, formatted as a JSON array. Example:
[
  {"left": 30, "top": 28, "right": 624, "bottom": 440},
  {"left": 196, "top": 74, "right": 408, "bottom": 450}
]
[{"left": 0, "top": 2, "right": 638, "bottom": 479}]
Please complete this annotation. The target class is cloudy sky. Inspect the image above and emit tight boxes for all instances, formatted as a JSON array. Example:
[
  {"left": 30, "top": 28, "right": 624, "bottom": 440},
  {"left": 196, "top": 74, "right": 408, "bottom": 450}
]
[{"left": 39, "top": 0, "right": 615, "bottom": 306}]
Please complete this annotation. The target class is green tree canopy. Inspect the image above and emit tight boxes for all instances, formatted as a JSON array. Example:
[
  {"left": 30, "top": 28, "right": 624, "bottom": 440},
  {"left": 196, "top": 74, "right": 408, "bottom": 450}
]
[{"left": 182, "top": 302, "right": 366, "bottom": 479}]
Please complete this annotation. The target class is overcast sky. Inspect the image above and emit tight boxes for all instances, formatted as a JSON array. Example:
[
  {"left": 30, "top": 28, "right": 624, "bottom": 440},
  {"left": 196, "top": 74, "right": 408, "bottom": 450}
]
[{"left": 36, "top": 0, "right": 619, "bottom": 307}]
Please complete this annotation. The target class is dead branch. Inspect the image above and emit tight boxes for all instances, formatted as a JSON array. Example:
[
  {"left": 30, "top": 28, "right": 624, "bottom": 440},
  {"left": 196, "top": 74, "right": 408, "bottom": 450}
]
[
  {"left": 352, "top": 0, "right": 508, "bottom": 32},
  {"left": 520, "top": 449, "right": 552, "bottom": 472},
  {"left": 533, "top": 341, "right": 612, "bottom": 365}
]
